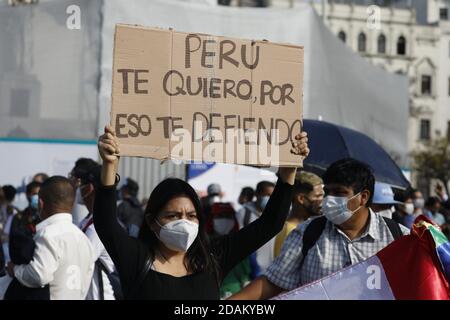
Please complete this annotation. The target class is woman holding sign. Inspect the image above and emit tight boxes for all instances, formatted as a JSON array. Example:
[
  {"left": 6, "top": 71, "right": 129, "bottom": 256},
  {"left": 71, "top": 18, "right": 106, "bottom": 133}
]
[{"left": 93, "top": 125, "right": 309, "bottom": 299}]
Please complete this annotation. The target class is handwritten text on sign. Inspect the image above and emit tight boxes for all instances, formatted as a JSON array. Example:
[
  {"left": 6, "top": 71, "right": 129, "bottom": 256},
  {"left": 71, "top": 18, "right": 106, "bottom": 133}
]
[{"left": 111, "top": 25, "right": 304, "bottom": 166}]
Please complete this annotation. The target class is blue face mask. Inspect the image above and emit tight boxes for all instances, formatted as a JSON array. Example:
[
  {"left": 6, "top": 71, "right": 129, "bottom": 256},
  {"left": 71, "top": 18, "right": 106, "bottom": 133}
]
[
  {"left": 30, "top": 194, "right": 39, "bottom": 210},
  {"left": 257, "top": 196, "right": 270, "bottom": 210},
  {"left": 321, "top": 193, "right": 361, "bottom": 225}
]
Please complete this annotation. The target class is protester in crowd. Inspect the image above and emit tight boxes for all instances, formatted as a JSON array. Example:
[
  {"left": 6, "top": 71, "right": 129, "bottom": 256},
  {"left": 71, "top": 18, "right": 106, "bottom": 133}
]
[
  {"left": 93, "top": 125, "right": 309, "bottom": 299},
  {"left": 411, "top": 189, "right": 427, "bottom": 217},
  {"left": 229, "top": 158, "right": 409, "bottom": 300},
  {"left": 274, "top": 171, "right": 324, "bottom": 258},
  {"left": 4, "top": 180, "right": 49, "bottom": 299},
  {"left": 200, "top": 183, "right": 223, "bottom": 221},
  {"left": 424, "top": 197, "right": 447, "bottom": 227},
  {"left": 9, "top": 181, "right": 41, "bottom": 238},
  {"left": 7, "top": 176, "right": 94, "bottom": 300},
  {"left": 392, "top": 192, "right": 415, "bottom": 228},
  {"left": 235, "top": 180, "right": 276, "bottom": 278},
  {"left": 370, "top": 181, "right": 402, "bottom": 219},
  {"left": 236, "top": 181, "right": 275, "bottom": 229},
  {"left": 205, "top": 202, "right": 251, "bottom": 299},
  {"left": 1, "top": 181, "right": 45, "bottom": 291},
  {"left": 1, "top": 185, "right": 19, "bottom": 263},
  {"left": 117, "top": 178, "right": 144, "bottom": 239},
  {"left": 77, "top": 164, "right": 120, "bottom": 300},
  {"left": 69, "top": 158, "right": 98, "bottom": 225},
  {"left": 238, "top": 187, "right": 254, "bottom": 206},
  {"left": 4, "top": 227, "right": 50, "bottom": 300}
]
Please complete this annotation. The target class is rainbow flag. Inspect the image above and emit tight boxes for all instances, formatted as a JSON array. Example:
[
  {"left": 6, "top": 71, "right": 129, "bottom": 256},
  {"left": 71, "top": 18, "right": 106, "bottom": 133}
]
[{"left": 274, "top": 215, "right": 450, "bottom": 300}]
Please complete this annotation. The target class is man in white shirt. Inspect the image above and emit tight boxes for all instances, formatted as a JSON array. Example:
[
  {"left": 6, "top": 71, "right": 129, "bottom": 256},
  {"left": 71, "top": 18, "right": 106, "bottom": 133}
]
[
  {"left": 77, "top": 164, "right": 117, "bottom": 300},
  {"left": 7, "top": 176, "right": 94, "bottom": 300}
]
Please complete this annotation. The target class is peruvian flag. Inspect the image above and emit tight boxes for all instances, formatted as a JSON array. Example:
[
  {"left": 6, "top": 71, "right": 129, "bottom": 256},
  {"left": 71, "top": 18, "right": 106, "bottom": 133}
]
[{"left": 274, "top": 215, "right": 450, "bottom": 300}]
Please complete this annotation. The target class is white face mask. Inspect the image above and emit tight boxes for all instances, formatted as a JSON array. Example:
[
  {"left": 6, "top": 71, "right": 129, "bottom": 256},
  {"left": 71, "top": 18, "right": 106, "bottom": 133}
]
[
  {"left": 213, "top": 218, "right": 235, "bottom": 235},
  {"left": 413, "top": 198, "right": 425, "bottom": 209},
  {"left": 404, "top": 203, "right": 414, "bottom": 215},
  {"left": 321, "top": 193, "right": 361, "bottom": 225},
  {"left": 155, "top": 219, "right": 199, "bottom": 252}
]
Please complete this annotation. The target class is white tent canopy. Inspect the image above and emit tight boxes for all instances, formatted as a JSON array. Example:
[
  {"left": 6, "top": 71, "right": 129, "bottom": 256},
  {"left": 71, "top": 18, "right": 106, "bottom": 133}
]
[{"left": 99, "top": 0, "right": 409, "bottom": 165}]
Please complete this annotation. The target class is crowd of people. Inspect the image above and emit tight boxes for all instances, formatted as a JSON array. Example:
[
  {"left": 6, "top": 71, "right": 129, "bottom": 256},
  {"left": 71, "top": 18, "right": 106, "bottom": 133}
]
[{"left": 0, "top": 126, "right": 448, "bottom": 300}]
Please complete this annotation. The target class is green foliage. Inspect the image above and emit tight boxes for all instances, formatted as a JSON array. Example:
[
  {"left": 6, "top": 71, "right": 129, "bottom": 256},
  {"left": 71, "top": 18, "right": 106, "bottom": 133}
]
[{"left": 412, "top": 138, "right": 450, "bottom": 194}]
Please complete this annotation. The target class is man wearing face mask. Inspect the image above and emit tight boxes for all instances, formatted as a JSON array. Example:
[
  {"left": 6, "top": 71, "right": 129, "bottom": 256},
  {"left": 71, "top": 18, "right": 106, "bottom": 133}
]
[
  {"left": 69, "top": 158, "right": 98, "bottom": 226},
  {"left": 370, "top": 182, "right": 402, "bottom": 219},
  {"left": 392, "top": 194, "right": 415, "bottom": 228},
  {"left": 230, "top": 158, "right": 409, "bottom": 300},
  {"left": 274, "top": 171, "right": 324, "bottom": 257},
  {"left": 8, "top": 181, "right": 42, "bottom": 256},
  {"left": 77, "top": 164, "right": 121, "bottom": 300},
  {"left": 236, "top": 181, "right": 275, "bottom": 229},
  {"left": 411, "top": 189, "right": 426, "bottom": 216},
  {"left": 2, "top": 181, "right": 50, "bottom": 300},
  {"left": 206, "top": 202, "right": 252, "bottom": 299},
  {"left": 235, "top": 181, "right": 276, "bottom": 277},
  {"left": 200, "top": 183, "right": 223, "bottom": 222}
]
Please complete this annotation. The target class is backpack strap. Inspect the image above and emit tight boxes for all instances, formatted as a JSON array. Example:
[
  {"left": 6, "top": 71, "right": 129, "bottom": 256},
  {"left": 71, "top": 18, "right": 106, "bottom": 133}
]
[
  {"left": 299, "top": 216, "right": 327, "bottom": 271},
  {"left": 127, "top": 254, "right": 152, "bottom": 299},
  {"left": 382, "top": 216, "right": 403, "bottom": 240}
]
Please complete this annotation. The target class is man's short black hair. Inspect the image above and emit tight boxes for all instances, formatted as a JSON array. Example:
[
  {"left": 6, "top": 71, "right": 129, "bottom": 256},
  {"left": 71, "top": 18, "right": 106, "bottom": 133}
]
[
  {"left": 78, "top": 164, "right": 102, "bottom": 187},
  {"left": 256, "top": 181, "right": 275, "bottom": 194},
  {"left": 240, "top": 187, "right": 255, "bottom": 200},
  {"left": 2, "top": 185, "right": 17, "bottom": 202},
  {"left": 72, "top": 158, "right": 99, "bottom": 180},
  {"left": 39, "top": 176, "right": 75, "bottom": 211},
  {"left": 26, "top": 181, "right": 41, "bottom": 195},
  {"left": 322, "top": 158, "right": 375, "bottom": 206},
  {"left": 395, "top": 189, "right": 413, "bottom": 203}
]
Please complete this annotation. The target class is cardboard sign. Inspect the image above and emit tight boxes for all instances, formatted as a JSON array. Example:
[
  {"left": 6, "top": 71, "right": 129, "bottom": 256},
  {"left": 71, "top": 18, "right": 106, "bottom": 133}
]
[{"left": 111, "top": 24, "right": 304, "bottom": 166}]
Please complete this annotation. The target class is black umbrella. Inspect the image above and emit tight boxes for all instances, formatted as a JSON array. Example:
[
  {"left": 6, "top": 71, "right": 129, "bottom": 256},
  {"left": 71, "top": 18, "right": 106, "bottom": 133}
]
[{"left": 302, "top": 119, "right": 410, "bottom": 189}]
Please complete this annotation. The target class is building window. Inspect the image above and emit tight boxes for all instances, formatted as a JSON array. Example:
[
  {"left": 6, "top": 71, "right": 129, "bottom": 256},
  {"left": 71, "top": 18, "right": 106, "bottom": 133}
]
[
  {"left": 420, "top": 119, "right": 431, "bottom": 140},
  {"left": 421, "top": 75, "right": 432, "bottom": 95},
  {"left": 397, "top": 36, "right": 406, "bottom": 55},
  {"left": 338, "top": 31, "right": 346, "bottom": 43},
  {"left": 377, "top": 34, "right": 386, "bottom": 54},
  {"left": 358, "top": 32, "right": 367, "bottom": 52},
  {"left": 440, "top": 8, "right": 448, "bottom": 20}
]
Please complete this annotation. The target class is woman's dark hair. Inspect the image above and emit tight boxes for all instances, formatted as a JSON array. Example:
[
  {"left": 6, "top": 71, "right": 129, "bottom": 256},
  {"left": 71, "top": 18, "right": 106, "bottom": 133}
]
[
  {"left": 139, "top": 178, "right": 220, "bottom": 278},
  {"left": 323, "top": 158, "right": 375, "bottom": 206}
]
